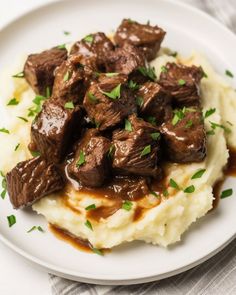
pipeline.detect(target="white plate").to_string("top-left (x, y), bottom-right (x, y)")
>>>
top-left (0, 0), bottom-right (236, 285)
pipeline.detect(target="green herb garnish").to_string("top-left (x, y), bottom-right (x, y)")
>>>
top-left (140, 145), bottom-right (151, 157)
top-left (101, 84), bottom-right (121, 100)
top-left (178, 79), bottom-right (186, 86)
top-left (184, 185), bottom-right (195, 193)
top-left (46, 87), bottom-right (51, 98)
top-left (172, 109), bottom-right (185, 126)
top-left (161, 66), bottom-right (167, 73)
top-left (57, 44), bottom-right (66, 49)
top-left (221, 188), bottom-right (233, 199)
top-left (150, 132), bottom-right (160, 140)
top-left (122, 200), bottom-right (133, 211)
top-left (209, 121), bottom-right (231, 134)
top-left (7, 215), bottom-right (16, 227)
top-left (185, 120), bottom-right (193, 128)
top-left (136, 96), bottom-right (143, 107)
top-left (63, 71), bottom-right (70, 82)
top-left (225, 70), bottom-right (234, 78)
top-left (169, 178), bottom-right (180, 190)
top-left (7, 98), bottom-right (19, 106)
top-left (85, 220), bottom-right (93, 230)
top-left (0, 128), bottom-right (10, 134)
top-left (138, 66), bottom-right (157, 81)
top-left (83, 34), bottom-right (93, 43)
top-left (146, 116), bottom-right (156, 125)
top-left (204, 108), bottom-right (216, 118)
top-left (63, 31), bottom-right (70, 35)
top-left (92, 247), bottom-right (104, 256)
top-left (0, 171), bottom-right (7, 200)
top-left (31, 151), bottom-right (41, 157)
top-left (85, 204), bottom-right (96, 211)
top-left (191, 169), bottom-right (206, 179)
top-left (17, 116), bottom-right (28, 123)
top-left (88, 92), bottom-right (99, 103)
top-left (27, 226), bottom-right (44, 233)
top-left (150, 191), bottom-right (160, 198)
top-left (163, 189), bottom-right (169, 197)
top-left (128, 80), bottom-right (139, 90)
top-left (12, 71), bottom-right (24, 78)
top-left (76, 151), bottom-right (86, 167)
top-left (105, 73), bottom-right (119, 77)
top-left (14, 143), bottom-right (20, 151)
top-left (125, 119), bottom-right (132, 132)
top-left (64, 101), bottom-right (74, 109)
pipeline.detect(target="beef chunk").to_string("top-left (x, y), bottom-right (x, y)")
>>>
top-left (52, 54), bottom-right (94, 104)
top-left (24, 47), bottom-right (67, 96)
top-left (105, 42), bottom-right (146, 78)
top-left (31, 100), bottom-right (82, 163)
top-left (68, 129), bottom-right (111, 187)
top-left (83, 74), bottom-right (137, 131)
top-left (114, 19), bottom-right (166, 61)
top-left (6, 157), bottom-right (64, 209)
top-left (137, 82), bottom-right (172, 125)
top-left (160, 107), bottom-right (206, 163)
top-left (70, 32), bottom-right (114, 71)
top-left (159, 62), bottom-right (204, 107)
top-left (112, 114), bottom-right (161, 178)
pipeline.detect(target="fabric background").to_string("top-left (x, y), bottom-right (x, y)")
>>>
top-left (50, 0), bottom-right (236, 294)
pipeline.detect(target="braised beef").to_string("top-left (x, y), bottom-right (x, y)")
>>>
top-left (105, 42), bottom-right (146, 79)
top-left (70, 32), bottom-right (114, 71)
top-left (31, 99), bottom-right (82, 163)
top-left (159, 62), bottom-right (204, 107)
top-left (137, 81), bottom-right (172, 125)
top-left (6, 157), bottom-right (64, 209)
top-left (68, 129), bottom-right (111, 187)
top-left (24, 47), bottom-right (67, 96)
top-left (114, 19), bottom-right (166, 61)
top-left (83, 74), bottom-right (137, 131)
top-left (160, 107), bottom-right (206, 163)
top-left (52, 55), bottom-right (94, 104)
top-left (112, 114), bottom-right (161, 178)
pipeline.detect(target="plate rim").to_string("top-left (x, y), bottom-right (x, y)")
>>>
top-left (0, 0), bottom-right (236, 284)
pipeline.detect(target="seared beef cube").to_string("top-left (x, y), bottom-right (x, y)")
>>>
top-left (31, 100), bottom-right (82, 163)
top-left (112, 114), bottom-right (161, 178)
top-left (105, 43), bottom-right (146, 78)
top-left (6, 157), bottom-right (64, 209)
top-left (138, 82), bottom-right (172, 125)
top-left (159, 62), bottom-right (204, 107)
top-left (68, 129), bottom-right (111, 187)
top-left (83, 74), bottom-right (137, 131)
top-left (52, 55), bottom-right (94, 104)
top-left (24, 47), bottom-right (67, 96)
top-left (114, 19), bottom-right (166, 61)
top-left (160, 107), bottom-right (206, 163)
top-left (70, 32), bottom-right (114, 71)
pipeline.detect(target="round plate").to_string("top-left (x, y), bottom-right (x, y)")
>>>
top-left (0, 0), bottom-right (236, 285)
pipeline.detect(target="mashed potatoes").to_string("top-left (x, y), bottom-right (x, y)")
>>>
top-left (1, 52), bottom-right (235, 249)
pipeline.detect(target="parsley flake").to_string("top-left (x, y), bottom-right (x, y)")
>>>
top-left (57, 44), bottom-right (66, 49)
top-left (225, 69), bottom-right (234, 78)
top-left (27, 226), bottom-right (44, 233)
top-left (76, 151), bottom-right (86, 167)
top-left (92, 247), bottom-right (104, 256)
top-left (31, 151), bottom-right (41, 157)
top-left (0, 128), bottom-right (10, 134)
top-left (14, 143), bottom-right (20, 151)
top-left (146, 116), bottom-right (156, 125)
top-left (12, 71), bottom-right (24, 78)
top-left (204, 108), bottom-right (216, 118)
top-left (7, 98), bottom-right (19, 106)
top-left (209, 121), bottom-right (231, 134)
top-left (85, 220), bottom-right (93, 230)
top-left (83, 34), bottom-right (93, 43)
top-left (128, 80), bottom-right (139, 90)
top-left (150, 132), bottom-right (160, 140)
top-left (150, 191), bottom-right (160, 198)
top-left (169, 178), bottom-right (180, 190)
top-left (178, 79), bottom-right (186, 86)
top-left (125, 119), bottom-right (132, 132)
top-left (161, 66), bottom-right (167, 73)
top-left (136, 96), bottom-right (144, 107)
top-left (122, 200), bottom-right (133, 211)
top-left (64, 101), bottom-right (74, 109)
top-left (191, 169), bottom-right (206, 179)
top-left (17, 116), bottom-right (28, 123)
top-left (101, 84), bottom-right (121, 100)
top-left (63, 31), bottom-right (70, 35)
top-left (0, 171), bottom-right (7, 200)
top-left (185, 120), bottom-right (193, 128)
top-left (63, 71), bottom-right (70, 82)
top-left (221, 188), bottom-right (233, 199)
top-left (85, 204), bottom-right (96, 211)
top-left (105, 73), bottom-right (119, 77)
top-left (7, 215), bottom-right (16, 227)
top-left (140, 145), bottom-right (151, 157)
top-left (88, 92), bottom-right (99, 103)
top-left (138, 66), bottom-right (157, 81)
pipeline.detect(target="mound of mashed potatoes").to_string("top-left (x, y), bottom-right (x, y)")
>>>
top-left (0, 51), bottom-right (235, 249)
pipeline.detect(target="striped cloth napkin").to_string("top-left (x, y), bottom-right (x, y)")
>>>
top-left (50, 1), bottom-right (236, 294)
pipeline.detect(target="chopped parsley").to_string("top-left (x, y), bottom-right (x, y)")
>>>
top-left (63, 31), bottom-right (70, 35)
top-left (221, 188), bottom-right (233, 199)
top-left (28, 95), bottom-right (47, 117)
top-left (7, 98), bottom-right (19, 106)
top-left (101, 84), bottom-right (121, 100)
top-left (140, 145), bottom-right (151, 157)
top-left (161, 66), bottom-right (167, 73)
top-left (170, 51), bottom-right (178, 57)
top-left (146, 116), bottom-right (156, 125)
top-left (150, 191), bottom-right (160, 198)
top-left (0, 171), bottom-right (7, 200)
top-left (12, 71), bottom-right (24, 78)
top-left (27, 226), bottom-right (44, 233)
top-left (225, 69), bottom-right (234, 78)
top-left (0, 128), bottom-right (10, 134)
top-left (14, 143), bottom-right (20, 151)
top-left (7, 215), bottom-right (16, 227)
top-left (31, 151), bottom-right (41, 157)
top-left (163, 189), bottom-right (169, 197)
top-left (206, 129), bottom-right (215, 136)
top-left (136, 96), bottom-right (144, 107)
top-left (76, 151), bottom-right (86, 167)
top-left (169, 178), bottom-right (180, 190)
top-left (46, 87), bottom-right (51, 98)
top-left (204, 108), bottom-right (216, 119)
top-left (128, 80), bottom-right (139, 90)
top-left (125, 119), bottom-right (132, 132)
top-left (85, 204), bottom-right (96, 211)
top-left (138, 66), bottom-right (157, 81)
top-left (83, 34), bottom-right (93, 43)
top-left (185, 120), bottom-right (193, 128)
top-left (226, 121), bottom-right (233, 126)
top-left (209, 121), bottom-right (231, 134)
top-left (150, 132), bottom-right (160, 140)
top-left (17, 116), bottom-right (28, 123)
top-left (191, 169), bottom-right (206, 179)
top-left (88, 92), bottom-right (99, 103)
top-left (92, 247), bottom-right (104, 256)
top-left (122, 200), bottom-right (133, 211)
top-left (64, 101), bottom-right (74, 109)
top-left (105, 73), bottom-right (119, 77)
top-left (85, 220), bottom-right (93, 230)
top-left (57, 44), bottom-right (66, 49)
top-left (172, 109), bottom-right (185, 126)
top-left (184, 185), bottom-right (195, 193)
top-left (63, 71), bottom-right (70, 82)
top-left (178, 79), bottom-right (186, 86)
